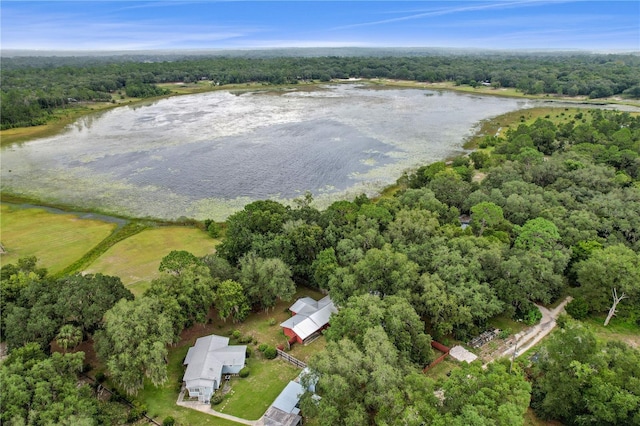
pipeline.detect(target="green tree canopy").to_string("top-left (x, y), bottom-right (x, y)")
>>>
top-left (0, 344), bottom-right (97, 425)
top-left (532, 321), bottom-right (640, 425)
top-left (325, 294), bottom-right (434, 366)
top-left (575, 244), bottom-right (640, 316)
top-left (238, 252), bottom-right (296, 311)
top-left (94, 297), bottom-right (175, 395)
top-left (146, 262), bottom-right (216, 330)
top-left (214, 279), bottom-right (250, 323)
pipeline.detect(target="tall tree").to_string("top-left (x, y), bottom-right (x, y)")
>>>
top-left (146, 263), bottom-right (216, 329)
top-left (94, 297), bottom-right (175, 395)
top-left (0, 343), bottom-right (97, 425)
top-left (440, 361), bottom-right (531, 426)
top-left (214, 279), bottom-right (250, 323)
top-left (238, 252), bottom-right (295, 311)
top-left (56, 273), bottom-right (134, 335)
top-left (470, 201), bottom-right (505, 237)
top-left (575, 244), bottom-right (640, 324)
top-left (55, 324), bottom-right (83, 352)
top-left (301, 327), bottom-right (438, 425)
top-left (158, 250), bottom-right (202, 276)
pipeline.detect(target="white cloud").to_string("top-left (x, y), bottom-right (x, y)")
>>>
top-left (330, 0), bottom-right (577, 30)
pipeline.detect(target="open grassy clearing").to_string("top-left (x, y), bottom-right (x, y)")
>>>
top-left (0, 204), bottom-right (116, 274)
top-left (583, 315), bottom-right (640, 349)
top-left (217, 357), bottom-right (300, 420)
top-left (423, 357), bottom-right (460, 383)
top-left (84, 226), bottom-right (218, 296)
top-left (179, 286), bottom-right (326, 362)
top-left (464, 107), bottom-right (601, 149)
top-left (487, 313), bottom-right (530, 336)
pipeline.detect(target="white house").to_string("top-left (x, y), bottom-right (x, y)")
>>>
top-left (182, 334), bottom-right (246, 403)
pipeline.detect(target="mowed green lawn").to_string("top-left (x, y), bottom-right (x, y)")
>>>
top-left (217, 357), bottom-right (301, 420)
top-left (85, 226), bottom-right (218, 295)
top-left (0, 204), bottom-right (116, 274)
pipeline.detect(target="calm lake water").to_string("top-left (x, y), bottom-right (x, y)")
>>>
top-left (0, 85), bottom-right (543, 220)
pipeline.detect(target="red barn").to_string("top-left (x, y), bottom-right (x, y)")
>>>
top-left (280, 296), bottom-right (337, 345)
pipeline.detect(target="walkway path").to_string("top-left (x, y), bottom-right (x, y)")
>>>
top-left (176, 388), bottom-right (257, 426)
top-left (501, 296), bottom-right (572, 359)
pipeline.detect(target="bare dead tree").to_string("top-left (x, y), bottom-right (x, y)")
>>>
top-left (604, 288), bottom-right (627, 326)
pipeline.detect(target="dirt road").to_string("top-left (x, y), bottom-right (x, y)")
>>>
top-left (501, 296), bottom-right (572, 359)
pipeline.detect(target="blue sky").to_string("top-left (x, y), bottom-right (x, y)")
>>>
top-left (1, 1), bottom-right (638, 51)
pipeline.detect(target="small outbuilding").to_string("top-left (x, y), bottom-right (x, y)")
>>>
top-left (280, 296), bottom-right (337, 345)
top-left (262, 380), bottom-right (305, 426)
top-left (449, 345), bottom-right (478, 363)
top-left (182, 334), bottom-right (246, 403)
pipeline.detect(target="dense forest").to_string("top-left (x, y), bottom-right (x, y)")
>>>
top-left (2, 107), bottom-right (639, 425)
top-left (2, 52), bottom-right (640, 129)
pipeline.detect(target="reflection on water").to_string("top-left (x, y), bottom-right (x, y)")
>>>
top-left (1, 85), bottom-right (536, 220)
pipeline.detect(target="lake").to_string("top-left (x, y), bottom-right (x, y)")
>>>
top-left (0, 84), bottom-right (543, 220)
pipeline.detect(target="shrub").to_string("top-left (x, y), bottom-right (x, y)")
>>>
top-left (498, 328), bottom-right (511, 339)
top-left (207, 222), bottom-right (221, 238)
top-left (556, 313), bottom-right (569, 329)
top-left (246, 347), bottom-right (252, 358)
top-left (268, 318), bottom-right (277, 326)
top-left (258, 343), bottom-right (268, 352)
top-left (239, 334), bottom-right (253, 344)
top-left (232, 330), bottom-right (242, 339)
top-left (239, 367), bottom-right (250, 378)
top-left (566, 297), bottom-right (589, 320)
top-left (211, 393), bottom-right (224, 406)
top-left (127, 403), bottom-right (147, 423)
top-left (162, 416), bottom-right (175, 426)
top-left (264, 346), bottom-right (277, 360)
top-left (515, 301), bottom-right (542, 325)
top-left (524, 308), bottom-right (542, 325)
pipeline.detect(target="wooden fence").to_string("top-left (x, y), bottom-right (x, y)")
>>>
top-left (81, 373), bottom-right (161, 425)
top-left (277, 349), bottom-right (307, 369)
top-left (422, 341), bottom-right (451, 374)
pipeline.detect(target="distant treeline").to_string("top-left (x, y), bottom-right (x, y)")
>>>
top-left (2, 53), bottom-right (640, 129)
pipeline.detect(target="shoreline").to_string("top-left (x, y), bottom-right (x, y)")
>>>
top-left (2, 78), bottom-right (638, 147)
top-left (2, 82), bottom-right (638, 222)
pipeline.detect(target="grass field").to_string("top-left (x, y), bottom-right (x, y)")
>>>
top-left (84, 226), bottom-right (218, 296)
top-left (217, 357), bottom-right (301, 420)
top-left (0, 204), bottom-right (117, 274)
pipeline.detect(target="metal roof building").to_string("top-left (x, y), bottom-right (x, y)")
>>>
top-left (182, 334), bottom-right (246, 403)
top-left (281, 295), bottom-right (337, 344)
top-left (261, 381), bottom-right (304, 426)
